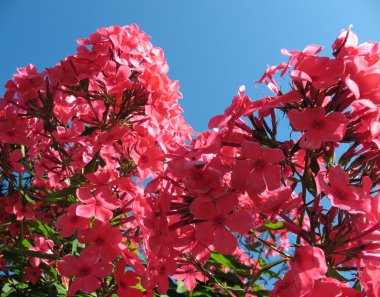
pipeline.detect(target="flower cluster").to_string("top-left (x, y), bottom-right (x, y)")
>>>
top-left (1, 26), bottom-right (380, 297)
top-left (0, 24), bottom-right (191, 296)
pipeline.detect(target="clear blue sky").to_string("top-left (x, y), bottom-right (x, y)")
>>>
top-left (1, 0), bottom-right (379, 132)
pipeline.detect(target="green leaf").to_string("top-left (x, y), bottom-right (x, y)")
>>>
top-left (217, 271), bottom-right (243, 285)
top-left (189, 287), bottom-right (214, 297)
top-left (80, 126), bottom-right (98, 137)
top-left (258, 258), bottom-right (267, 268)
top-left (310, 157), bottom-right (320, 175)
top-left (304, 171), bottom-right (317, 197)
top-left (353, 280), bottom-right (361, 291)
top-left (327, 267), bottom-right (348, 282)
top-left (21, 239), bottom-right (32, 248)
top-left (3, 248), bottom-right (59, 260)
top-left (253, 289), bottom-right (270, 296)
top-left (1, 283), bottom-right (14, 296)
top-left (19, 189), bottom-right (37, 204)
top-left (53, 283), bottom-right (68, 296)
top-left (71, 239), bottom-right (85, 255)
top-left (210, 252), bottom-right (235, 270)
top-left (72, 238), bottom-right (79, 255)
top-left (21, 145), bottom-right (26, 158)
top-left (43, 187), bottom-right (77, 204)
top-left (83, 152), bottom-right (105, 174)
top-left (28, 220), bottom-right (56, 238)
top-left (258, 221), bottom-right (284, 231)
top-left (176, 280), bottom-right (188, 294)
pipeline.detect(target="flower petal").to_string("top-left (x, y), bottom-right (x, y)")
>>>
top-left (94, 262), bottom-right (113, 278)
top-left (214, 226), bottom-right (237, 254)
top-left (76, 204), bottom-right (95, 218)
top-left (225, 210), bottom-right (252, 233)
top-left (245, 170), bottom-right (266, 195)
top-left (215, 192), bottom-right (237, 215)
top-left (79, 249), bottom-right (99, 267)
top-left (195, 221), bottom-right (215, 245)
top-left (80, 275), bottom-right (101, 294)
top-left (94, 206), bottom-right (113, 222)
top-left (57, 255), bottom-right (80, 276)
top-left (190, 195), bottom-right (216, 220)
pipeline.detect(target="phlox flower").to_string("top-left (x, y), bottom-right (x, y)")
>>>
top-left (287, 106), bottom-right (348, 149)
top-left (28, 236), bottom-right (54, 267)
top-left (232, 140), bottom-right (285, 195)
top-left (191, 192), bottom-right (252, 254)
top-left (77, 220), bottom-right (123, 261)
top-left (318, 166), bottom-right (370, 214)
top-left (57, 249), bottom-right (112, 296)
top-left (76, 186), bottom-right (121, 222)
top-left (114, 260), bottom-right (143, 297)
top-left (55, 203), bottom-right (90, 237)
top-left (172, 264), bottom-right (208, 292)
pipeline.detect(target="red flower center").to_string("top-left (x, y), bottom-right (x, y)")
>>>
top-left (79, 267), bottom-right (91, 276)
top-left (7, 131), bottom-right (15, 137)
top-left (254, 159), bottom-right (265, 169)
top-left (215, 216), bottom-right (225, 225)
top-left (95, 236), bottom-right (105, 245)
top-left (312, 119), bottom-right (324, 129)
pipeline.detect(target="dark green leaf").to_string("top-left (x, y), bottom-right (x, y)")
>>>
top-left (210, 252), bottom-right (235, 270)
top-left (327, 267), bottom-right (348, 282)
top-left (43, 187), bottom-right (77, 204)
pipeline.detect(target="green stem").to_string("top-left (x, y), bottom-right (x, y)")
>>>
top-left (2, 248), bottom-right (59, 260)
top-left (297, 150), bottom-right (309, 245)
top-left (250, 258), bottom-right (288, 285)
top-left (183, 254), bottom-right (234, 297)
top-left (249, 231), bottom-right (291, 258)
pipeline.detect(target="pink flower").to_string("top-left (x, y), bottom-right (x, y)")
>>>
top-left (271, 246), bottom-right (328, 297)
top-left (191, 192), bottom-right (252, 254)
top-left (97, 61), bottom-right (132, 97)
top-left (168, 158), bottom-right (221, 194)
top-left (253, 187), bottom-right (293, 215)
top-left (23, 267), bottom-right (43, 285)
top-left (208, 86), bottom-right (251, 130)
top-left (130, 138), bottom-right (164, 179)
top-left (292, 246), bottom-right (327, 278)
top-left (114, 260), bottom-right (143, 297)
top-left (29, 237), bottom-right (54, 267)
top-left (142, 259), bottom-right (177, 295)
top-left (5, 195), bottom-right (35, 221)
top-left (77, 220), bottom-right (123, 261)
top-left (256, 63), bottom-right (288, 94)
top-left (172, 264), bottom-right (208, 292)
top-left (55, 203), bottom-right (90, 237)
top-left (318, 166), bottom-right (370, 214)
top-left (8, 149), bottom-right (24, 172)
top-left (232, 140), bottom-right (285, 194)
top-left (308, 277), bottom-right (361, 297)
top-left (287, 107), bottom-right (348, 149)
top-left (76, 186), bottom-right (121, 222)
top-left (248, 89), bottom-right (303, 117)
top-left (360, 263), bottom-right (380, 297)
top-left (57, 249), bottom-right (112, 296)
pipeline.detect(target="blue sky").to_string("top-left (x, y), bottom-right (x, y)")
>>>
top-left (1, 0), bottom-right (379, 132)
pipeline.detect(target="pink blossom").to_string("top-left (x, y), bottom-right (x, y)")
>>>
top-left (191, 192), bottom-right (252, 254)
top-left (287, 107), bottom-right (348, 149)
top-left (232, 140), bottom-right (285, 194)
top-left (57, 249), bottom-right (112, 296)
top-left (75, 186), bottom-right (121, 222)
